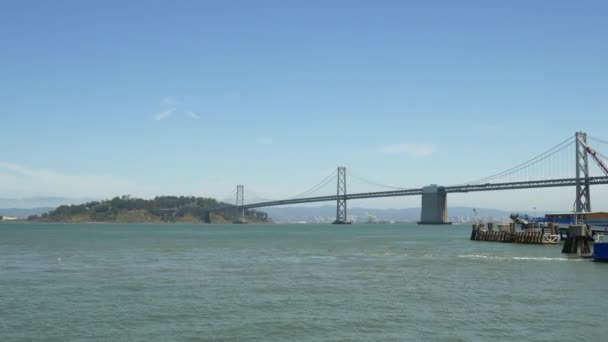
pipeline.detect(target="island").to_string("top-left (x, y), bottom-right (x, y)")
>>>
top-left (27, 195), bottom-right (270, 224)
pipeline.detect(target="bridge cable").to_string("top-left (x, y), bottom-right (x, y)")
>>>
top-left (461, 136), bottom-right (574, 185)
top-left (235, 171), bottom-right (338, 205)
top-left (497, 140), bottom-right (573, 182)
top-left (589, 136), bottom-right (608, 146)
top-left (218, 188), bottom-right (239, 205)
top-left (478, 140), bottom-right (573, 183)
top-left (245, 189), bottom-right (277, 203)
top-left (289, 176), bottom-right (337, 199)
top-left (289, 172), bottom-right (337, 199)
top-left (348, 171), bottom-right (410, 190)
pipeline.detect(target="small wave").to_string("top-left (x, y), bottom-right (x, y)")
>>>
top-left (307, 255), bottom-right (336, 260)
top-left (350, 252), bottom-right (408, 258)
top-left (253, 255), bottom-right (337, 264)
top-left (458, 254), bottom-right (584, 262)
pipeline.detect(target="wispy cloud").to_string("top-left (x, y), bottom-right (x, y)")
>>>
top-left (152, 97), bottom-right (202, 121)
top-left (381, 143), bottom-right (434, 157)
top-left (160, 96), bottom-right (179, 106)
top-left (256, 137), bottom-right (275, 145)
top-left (153, 108), bottom-right (176, 121)
top-left (185, 111), bottom-right (201, 120)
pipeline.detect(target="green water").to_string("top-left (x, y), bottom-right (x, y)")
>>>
top-left (1, 223), bottom-right (607, 341)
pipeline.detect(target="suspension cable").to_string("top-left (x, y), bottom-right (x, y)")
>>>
top-left (220, 188), bottom-right (239, 204)
top-left (246, 189), bottom-right (276, 203)
top-left (481, 141), bottom-right (573, 183)
top-left (463, 136), bottom-right (574, 184)
top-left (291, 176), bottom-right (336, 199)
top-left (288, 170), bottom-right (338, 199)
top-left (348, 171), bottom-right (409, 190)
top-left (589, 135), bottom-right (608, 146)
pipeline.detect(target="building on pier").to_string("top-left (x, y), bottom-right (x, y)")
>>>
top-left (545, 212), bottom-right (608, 227)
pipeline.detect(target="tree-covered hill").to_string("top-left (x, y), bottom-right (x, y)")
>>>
top-left (27, 195), bottom-right (270, 223)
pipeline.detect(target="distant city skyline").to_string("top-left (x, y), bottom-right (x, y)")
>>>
top-left (1, 1), bottom-right (608, 211)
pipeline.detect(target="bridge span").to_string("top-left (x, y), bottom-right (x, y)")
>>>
top-left (212, 176), bottom-right (608, 223)
top-left (211, 132), bottom-right (608, 224)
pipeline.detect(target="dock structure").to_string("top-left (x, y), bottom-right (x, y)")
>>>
top-left (561, 224), bottom-right (593, 255)
top-left (470, 222), bottom-right (559, 244)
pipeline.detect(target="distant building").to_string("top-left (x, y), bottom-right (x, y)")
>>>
top-left (1, 216), bottom-right (18, 221)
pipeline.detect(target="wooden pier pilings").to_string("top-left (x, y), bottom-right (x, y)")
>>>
top-left (470, 223), bottom-right (559, 244)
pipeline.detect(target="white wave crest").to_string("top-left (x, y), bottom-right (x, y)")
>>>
top-left (458, 254), bottom-right (585, 262)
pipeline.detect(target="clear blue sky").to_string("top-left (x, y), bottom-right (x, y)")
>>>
top-left (1, 0), bottom-right (607, 210)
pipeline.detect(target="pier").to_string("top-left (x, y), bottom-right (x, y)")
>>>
top-left (470, 222), bottom-right (560, 244)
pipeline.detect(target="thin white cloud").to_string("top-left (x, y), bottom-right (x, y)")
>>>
top-left (0, 161), bottom-right (136, 198)
top-left (160, 96), bottom-right (179, 106)
top-left (185, 111), bottom-right (201, 119)
top-left (153, 97), bottom-right (202, 122)
top-left (381, 143), bottom-right (434, 157)
top-left (256, 137), bottom-right (275, 145)
top-left (153, 108), bottom-right (175, 121)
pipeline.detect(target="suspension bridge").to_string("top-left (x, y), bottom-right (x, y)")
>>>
top-left (211, 132), bottom-right (608, 224)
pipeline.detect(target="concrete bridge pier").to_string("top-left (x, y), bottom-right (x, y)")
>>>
top-left (418, 185), bottom-right (451, 225)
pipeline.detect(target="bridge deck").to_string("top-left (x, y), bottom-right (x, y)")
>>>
top-left (209, 176), bottom-right (608, 211)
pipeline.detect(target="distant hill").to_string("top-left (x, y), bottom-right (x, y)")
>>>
top-left (0, 197), bottom-right (97, 209)
top-left (27, 195), bottom-right (269, 224)
top-left (0, 207), bottom-right (54, 219)
top-left (263, 205), bottom-right (532, 223)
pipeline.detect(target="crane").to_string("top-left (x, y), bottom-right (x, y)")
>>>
top-left (580, 140), bottom-right (608, 176)
top-left (473, 208), bottom-right (480, 224)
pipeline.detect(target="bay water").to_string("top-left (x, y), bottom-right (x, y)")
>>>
top-left (1, 223), bottom-right (607, 341)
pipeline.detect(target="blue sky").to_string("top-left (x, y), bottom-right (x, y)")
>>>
top-left (1, 0), bottom-right (607, 210)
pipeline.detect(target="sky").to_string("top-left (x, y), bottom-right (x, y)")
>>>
top-left (1, 0), bottom-right (608, 211)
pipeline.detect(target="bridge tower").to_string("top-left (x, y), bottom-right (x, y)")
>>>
top-left (333, 166), bottom-right (351, 224)
top-left (233, 185), bottom-right (247, 224)
top-left (575, 131), bottom-right (591, 213)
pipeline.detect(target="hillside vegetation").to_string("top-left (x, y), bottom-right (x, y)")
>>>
top-left (28, 195), bottom-right (269, 223)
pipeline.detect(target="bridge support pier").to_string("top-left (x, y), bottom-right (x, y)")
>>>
top-left (418, 185), bottom-right (451, 225)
